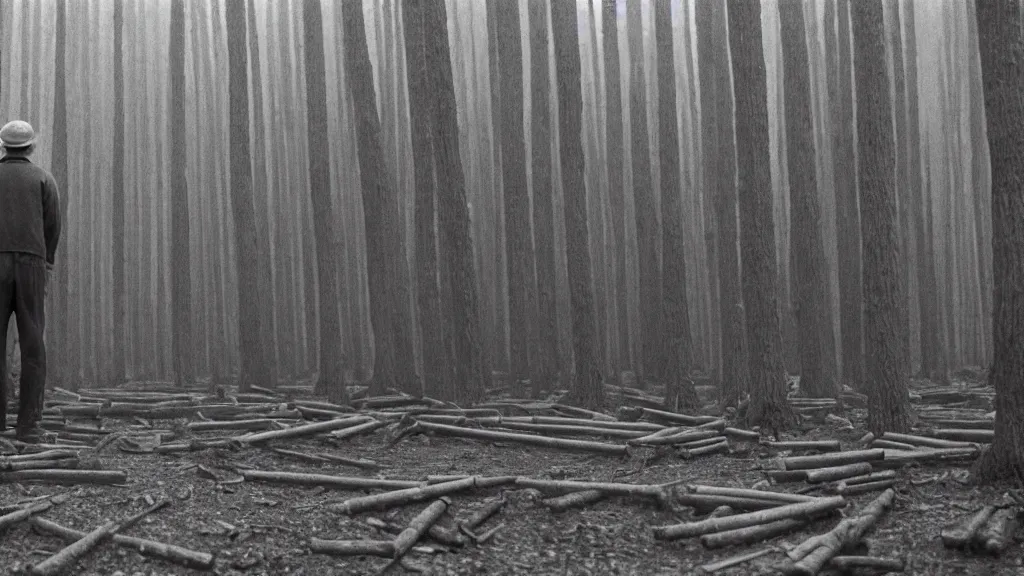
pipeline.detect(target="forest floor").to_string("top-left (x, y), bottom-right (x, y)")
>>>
top-left (0, 377), bottom-right (1018, 576)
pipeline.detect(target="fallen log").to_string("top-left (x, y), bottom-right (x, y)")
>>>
top-left (700, 518), bottom-right (807, 549)
top-left (479, 421), bottom-right (650, 440)
top-left (924, 419), bottom-right (993, 430)
top-left (880, 432), bottom-right (974, 449)
top-left (804, 463), bottom-right (874, 484)
top-left (542, 490), bottom-right (606, 512)
top-left (186, 419), bottom-right (282, 432)
top-left (328, 419), bottom-right (387, 441)
top-left (675, 494), bottom-right (782, 512)
top-left (414, 421), bottom-right (628, 456)
top-left (762, 440), bottom-right (841, 453)
top-left (870, 439), bottom-right (918, 451)
top-left (6, 458), bottom-right (80, 472)
top-left (309, 538), bottom-right (395, 557)
top-left (516, 478), bottom-right (667, 499)
top-left (633, 407), bottom-right (720, 426)
top-left (629, 428), bottom-right (720, 447)
top-left (835, 479), bottom-right (896, 496)
top-left (941, 505), bottom-right (995, 549)
top-left (877, 447), bottom-right (980, 467)
top-left (652, 496), bottom-right (847, 540)
top-left (242, 470), bottom-right (420, 491)
top-left (764, 470), bottom-right (808, 484)
top-left (680, 440), bottom-right (730, 459)
top-left (235, 416), bottom-right (374, 444)
top-left (680, 436), bottom-right (729, 450)
top-left (975, 507), bottom-right (1018, 556)
top-left (929, 429), bottom-right (994, 443)
top-left (686, 484), bottom-right (819, 504)
top-left (28, 499), bottom-right (169, 576)
top-left (779, 489), bottom-right (895, 576)
top-left (724, 427), bottom-right (761, 441)
top-left (521, 416), bottom-right (664, 431)
top-left (699, 548), bottom-right (776, 574)
top-left (550, 404), bottom-right (616, 421)
top-left (331, 476), bottom-right (513, 515)
top-left (152, 438), bottom-right (240, 454)
top-left (29, 516), bottom-right (214, 570)
top-left (0, 469), bottom-right (126, 485)
top-left (0, 494), bottom-right (68, 531)
top-left (267, 448), bottom-right (379, 470)
top-left (461, 498), bottom-right (506, 531)
top-left (392, 498), bottom-right (450, 558)
top-left (829, 556), bottom-right (904, 572)
top-left (783, 449), bottom-right (884, 471)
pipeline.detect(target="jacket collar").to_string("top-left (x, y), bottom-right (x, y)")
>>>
top-left (0, 156), bottom-right (31, 163)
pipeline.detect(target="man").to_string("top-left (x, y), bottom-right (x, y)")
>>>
top-left (0, 120), bottom-right (61, 443)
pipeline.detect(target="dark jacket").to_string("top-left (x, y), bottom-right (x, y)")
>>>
top-left (0, 157), bottom-right (61, 265)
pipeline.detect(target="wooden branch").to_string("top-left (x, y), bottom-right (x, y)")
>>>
top-left (242, 470), bottom-right (420, 490)
top-left (652, 496), bottom-right (846, 540)
top-left (235, 416), bottom-right (374, 444)
top-left (782, 449), bottom-right (884, 471)
top-left (328, 420), bottom-right (388, 440)
top-left (929, 429), bottom-right (993, 443)
top-left (686, 485), bottom-right (820, 504)
top-left (309, 538), bottom-right (395, 557)
top-left (700, 518), bottom-right (806, 549)
top-left (186, 419), bottom-right (282, 432)
top-left (29, 516), bottom-right (213, 570)
top-left (880, 432), bottom-right (974, 449)
top-left (267, 448), bottom-right (379, 470)
top-left (6, 458), bottom-right (80, 472)
top-left (803, 463), bottom-right (874, 484)
top-left (460, 498), bottom-right (506, 531)
top-left (332, 476), bottom-right (513, 515)
top-left (679, 436), bottom-right (729, 449)
top-left (0, 494), bottom-right (68, 531)
top-left (762, 440), bottom-right (841, 453)
top-left (515, 478), bottom-right (667, 498)
top-left (877, 447), bottom-right (980, 467)
top-left (870, 439), bottom-right (918, 450)
top-left (679, 440), bottom-right (730, 459)
top-left (414, 421), bottom-right (628, 455)
top-left (629, 428), bottom-right (720, 447)
top-left (699, 548), bottom-right (776, 573)
top-left (941, 505), bottom-right (995, 549)
top-left (634, 407), bottom-right (720, 426)
top-left (0, 469), bottom-right (126, 485)
top-left (483, 421), bottom-right (650, 440)
top-left (835, 479), bottom-right (895, 496)
top-left (542, 490), bottom-right (606, 512)
top-left (675, 494), bottom-right (782, 512)
top-left (724, 427), bottom-right (761, 441)
top-left (392, 498), bottom-right (450, 557)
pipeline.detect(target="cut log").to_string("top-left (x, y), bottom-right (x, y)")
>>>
top-left (700, 518), bottom-right (807, 549)
top-left (941, 505), bottom-right (996, 549)
top-left (327, 419), bottom-right (387, 440)
top-left (829, 555), bottom-right (904, 571)
top-left (783, 450), bottom-right (885, 471)
top-left (764, 470), bottom-right (808, 484)
top-left (7, 458), bottom-right (80, 472)
top-left (870, 439), bottom-right (918, 451)
top-left (267, 448), bottom-right (379, 470)
top-left (241, 470), bottom-right (420, 491)
top-left (835, 479), bottom-right (896, 496)
top-left (699, 548), bottom-right (776, 573)
top-left (880, 432), bottom-right (974, 449)
top-left (924, 419), bottom-right (993, 430)
top-left (392, 498), bottom-right (451, 557)
top-left (675, 494), bottom-right (783, 512)
top-left (804, 463), bottom-right (875, 484)
top-left (331, 476), bottom-right (513, 515)
top-left (4, 450), bottom-right (80, 463)
top-left (309, 538), bottom-right (395, 557)
top-left (629, 428), bottom-right (720, 447)
top-left (724, 427), bottom-right (762, 441)
top-left (877, 447), bottom-right (980, 467)
top-left (686, 485), bottom-right (820, 504)
top-left (523, 416), bottom-right (664, 431)
top-left (480, 421), bottom-right (650, 440)
top-left (762, 440), bottom-right (841, 453)
top-left (186, 419), bottom-right (281, 432)
top-left (28, 499), bottom-right (169, 576)
top-left (461, 498), bottom-right (506, 531)
top-left (634, 407), bottom-right (720, 426)
top-left (974, 507), bottom-right (1018, 556)
top-left (837, 470), bottom-right (897, 486)
top-left (929, 429), bottom-right (994, 443)
top-left (780, 489), bottom-right (895, 575)
top-left (29, 516), bottom-right (214, 570)
top-left (680, 440), bottom-right (730, 459)
top-left (652, 496), bottom-right (847, 540)
top-left (0, 494), bottom-right (68, 531)
top-left (543, 490), bottom-right (607, 512)
top-left (680, 436), bottom-right (729, 450)
top-left (414, 421), bottom-right (628, 455)
top-left (234, 416), bottom-right (373, 444)
top-left (0, 469), bottom-right (126, 485)
top-left (515, 478), bottom-right (668, 499)
top-left (550, 404), bottom-right (616, 421)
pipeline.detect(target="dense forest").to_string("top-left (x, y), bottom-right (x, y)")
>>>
top-left (0, 0), bottom-right (1014, 465)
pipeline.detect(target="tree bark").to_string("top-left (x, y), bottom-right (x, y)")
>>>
top-left (551, 0), bottom-right (604, 410)
top-left (50, 0), bottom-right (69, 389)
top-left (696, 0), bottom-right (746, 407)
top-left (426, 0), bottom-right (485, 404)
top-left (110, 0), bottom-right (125, 385)
top-left (656, 0), bottom-right (698, 410)
top-left (974, 0), bottom-right (1024, 483)
top-left (729, 0), bottom-right (794, 431)
top-left (169, 0), bottom-right (193, 388)
top-left (851, 0), bottom-right (912, 435)
top-left (780, 0), bottom-right (838, 399)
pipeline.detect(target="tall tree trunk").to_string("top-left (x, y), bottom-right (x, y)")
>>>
top-left (729, 0), bottom-right (795, 431)
top-left (697, 0), bottom-right (746, 407)
top-left (405, 0), bottom-right (446, 399)
top-left (551, 0), bottom-right (603, 410)
top-left (656, 0), bottom-right (698, 410)
top-left (627, 0), bottom-right (662, 387)
top-left (304, 0), bottom-right (346, 400)
top-left (225, 0), bottom-right (268, 392)
top-left (829, 0), bottom-right (865, 391)
top-left (974, 0), bottom-right (1024, 483)
top-left (343, 0), bottom-right (417, 396)
top-left (781, 0), bottom-right (838, 399)
top-left (851, 0), bottom-right (912, 435)
top-left (886, 0), bottom-right (911, 377)
top-left (603, 0), bottom-right (629, 377)
top-left (51, 0), bottom-right (70, 389)
top-left (426, 0), bottom-right (484, 403)
top-left (486, 1), bottom-right (507, 377)
top-left (528, 0), bottom-right (559, 397)
top-left (111, 0), bottom-right (125, 385)
top-left (495, 0), bottom-right (535, 395)
top-left (169, 0), bottom-right (193, 388)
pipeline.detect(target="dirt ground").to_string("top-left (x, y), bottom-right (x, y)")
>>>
top-left (0, 385), bottom-right (1019, 576)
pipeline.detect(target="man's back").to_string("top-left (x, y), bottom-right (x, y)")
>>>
top-left (0, 157), bottom-right (61, 265)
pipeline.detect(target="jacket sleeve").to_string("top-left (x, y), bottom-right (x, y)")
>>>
top-left (42, 174), bottom-right (62, 266)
